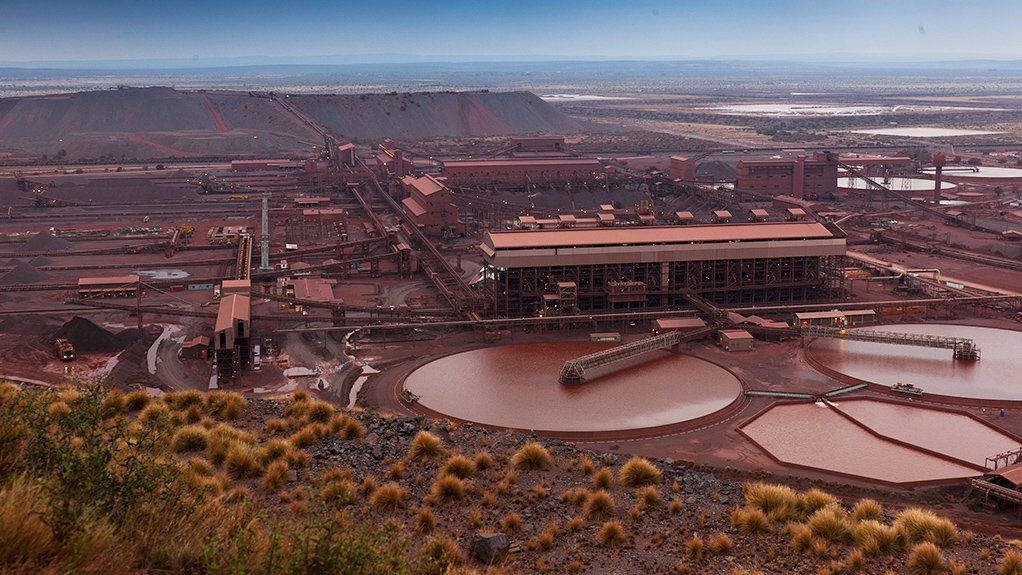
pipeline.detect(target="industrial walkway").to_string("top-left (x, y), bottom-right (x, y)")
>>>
top-left (558, 326), bottom-right (717, 384)
top-left (801, 325), bottom-right (980, 360)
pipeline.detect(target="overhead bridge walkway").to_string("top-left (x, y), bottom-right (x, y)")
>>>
top-left (558, 326), bottom-right (717, 384)
top-left (800, 325), bottom-right (980, 360)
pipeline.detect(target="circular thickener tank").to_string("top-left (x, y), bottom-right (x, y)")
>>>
top-left (921, 166), bottom-right (1022, 184)
top-left (404, 342), bottom-right (744, 433)
top-left (837, 176), bottom-right (957, 193)
top-left (807, 324), bottom-right (1022, 402)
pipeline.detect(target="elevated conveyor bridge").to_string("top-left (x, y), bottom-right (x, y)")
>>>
top-left (558, 326), bottom-right (717, 384)
top-left (801, 325), bottom-right (980, 360)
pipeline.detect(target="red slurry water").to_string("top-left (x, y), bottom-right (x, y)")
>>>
top-left (741, 402), bottom-right (981, 484)
top-left (404, 342), bottom-right (743, 433)
top-left (809, 325), bottom-right (1022, 401)
top-left (835, 400), bottom-right (1020, 467)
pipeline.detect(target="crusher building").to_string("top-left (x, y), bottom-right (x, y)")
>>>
top-left (735, 152), bottom-right (839, 199)
top-left (479, 221), bottom-right (846, 317)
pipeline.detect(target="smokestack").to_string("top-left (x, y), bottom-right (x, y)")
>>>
top-left (932, 152), bottom-right (947, 203)
top-left (793, 155), bottom-right (806, 199)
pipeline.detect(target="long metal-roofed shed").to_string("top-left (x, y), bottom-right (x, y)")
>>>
top-left (77, 275), bottom-right (140, 298)
top-left (480, 222), bottom-right (846, 317)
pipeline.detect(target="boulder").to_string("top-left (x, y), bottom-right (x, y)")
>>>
top-left (471, 532), bottom-right (510, 564)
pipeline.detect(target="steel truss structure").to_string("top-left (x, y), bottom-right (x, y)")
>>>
top-left (485, 255), bottom-right (844, 318)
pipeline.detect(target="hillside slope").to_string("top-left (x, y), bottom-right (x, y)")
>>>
top-left (0, 88), bottom-right (583, 160)
top-left (288, 91), bottom-right (583, 141)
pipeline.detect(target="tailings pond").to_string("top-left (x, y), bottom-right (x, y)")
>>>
top-left (403, 342), bottom-right (743, 433)
top-left (808, 324), bottom-right (1022, 401)
top-left (740, 399), bottom-right (1014, 484)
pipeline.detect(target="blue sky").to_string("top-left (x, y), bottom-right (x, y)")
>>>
top-left (1, 0), bottom-right (1020, 64)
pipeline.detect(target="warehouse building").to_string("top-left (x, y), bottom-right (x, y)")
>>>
top-left (440, 158), bottom-right (602, 187)
top-left (736, 152), bottom-right (839, 199)
top-left (479, 222), bottom-right (846, 317)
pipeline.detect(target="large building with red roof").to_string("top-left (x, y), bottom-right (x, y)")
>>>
top-left (479, 222), bottom-right (846, 317)
top-left (440, 157), bottom-right (602, 187)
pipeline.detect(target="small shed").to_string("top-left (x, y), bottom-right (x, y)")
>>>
top-left (719, 329), bottom-right (754, 352)
top-left (652, 317), bottom-right (706, 335)
top-left (675, 211), bottom-right (695, 224)
top-left (785, 208), bottom-right (808, 221)
top-left (180, 336), bottom-right (211, 360)
top-left (748, 208), bottom-right (770, 222)
top-left (712, 210), bottom-right (733, 223)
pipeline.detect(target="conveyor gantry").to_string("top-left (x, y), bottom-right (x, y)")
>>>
top-left (801, 325), bottom-right (980, 360)
top-left (558, 326), bottom-right (717, 384)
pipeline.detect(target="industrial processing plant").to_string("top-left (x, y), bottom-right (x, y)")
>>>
top-left (4, 10), bottom-right (1022, 570)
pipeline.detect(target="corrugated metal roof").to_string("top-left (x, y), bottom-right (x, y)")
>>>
top-left (215, 294), bottom-right (250, 333)
top-left (989, 462), bottom-right (1022, 487)
top-left (401, 174), bottom-right (448, 197)
top-left (78, 275), bottom-right (139, 286)
top-left (401, 197), bottom-right (427, 217)
top-left (443, 158), bottom-right (601, 169)
top-left (485, 222), bottom-right (834, 250)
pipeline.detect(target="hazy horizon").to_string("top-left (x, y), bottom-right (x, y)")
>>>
top-left (2, 0), bottom-right (1021, 66)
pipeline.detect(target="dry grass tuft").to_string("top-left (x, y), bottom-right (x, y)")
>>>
top-left (473, 451), bottom-right (494, 471)
top-left (261, 460), bottom-right (289, 493)
top-left (205, 390), bottom-right (246, 420)
top-left (409, 430), bottom-right (444, 461)
top-left (531, 524), bottom-right (557, 552)
top-left (620, 456), bottom-right (662, 487)
top-left (592, 467), bottom-right (614, 489)
top-left (501, 511), bottom-right (523, 533)
top-left (171, 425), bottom-right (209, 453)
top-left (789, 522), bottom-right (815, 552)
top-left (1001, 550), bottom-right (1022, 575)
top-left (636, 485), bottom-right (662, 508)
top-left (583, 489), bottom-right (616, 519)
top-left (732, 506), bottom-right (772, 534)
top-left (565, 516), bottom-right (584, 533)
top-left (321, 479), bottom-right (357, 507)
top-left (707, 533), bottom-right (733, 555)
top-left (417, 536), bottom-right (466, 575)
top-left (851, 498), bottom-right (884, 523)
top-left (907, 542), bottom-right (945, 575)
top-left (138, 401), bottom-right (170, 425)
top-left (852, 519), bottom-right (903, 556)
top-left (442, 454), bottom-right (476, 479)
top-left (264, 417), bottom-right (288, 435)
top-left (0, 476), bottom-right (54, 564)
top-left (845, 548), bottom-right (866, 572)
top-left (415, 507), bottom-right (436, 534)
top-left (743, 482), bottom-right (801, 522)
top-left (511, 442), bottom-right (552, 471)
top-left (386, 460), bottom-right (405, 481)
top-left (894, 508), bottom-right (958, 548)
top-left (799, 488), bottom-right (837, 515)
top-left (370, 483), bottom-right (407, 514)
top-left (807, 506), bottom-right (852, 543)
top-left (224, 442), bottom-right (264, 479)
top-left (429, 475), bottom-right (465, 505)
top-left (124, 390), bottom-right (151, 411)
top-left (597, 520), bottom-right (626, 546)
top-left (686, 535), bottom-right (704, 562)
